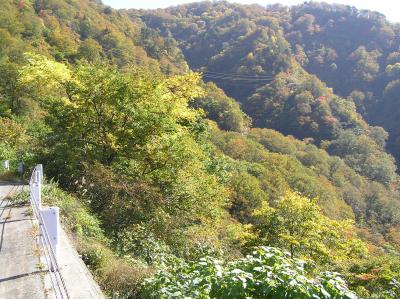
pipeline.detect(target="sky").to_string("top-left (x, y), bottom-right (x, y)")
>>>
top-left (102, 0), bottom-right (400, 23)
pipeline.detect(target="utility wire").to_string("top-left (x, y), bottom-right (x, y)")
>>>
top-left (202, 74), bottom-right (274, 82)
top-left (200, 70), bottom-right (275, 79)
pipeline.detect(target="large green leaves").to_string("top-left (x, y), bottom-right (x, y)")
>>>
top-left (141, 246), bottom-right (358, 299)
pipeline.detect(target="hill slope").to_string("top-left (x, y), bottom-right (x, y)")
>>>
top-left (1, 0), bottom-right (400, 298)
top-left (132, 0), bottom-right (400, 234)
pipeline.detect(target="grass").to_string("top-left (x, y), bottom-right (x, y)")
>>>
top-left (30, 224), bottom-right (39, 238)
top-left (35, 261), bottom-right (45, 271)
top-left (39, 181), bottom-right (152, 298)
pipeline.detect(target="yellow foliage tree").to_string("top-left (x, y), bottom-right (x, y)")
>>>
top-left (252, 190), bottom-right (367, 264)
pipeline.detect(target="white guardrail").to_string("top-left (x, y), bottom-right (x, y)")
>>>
top-left (29, 164), bottom-right (70, 298)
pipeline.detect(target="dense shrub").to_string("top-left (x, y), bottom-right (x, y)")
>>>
top-left (142, 246), bottom-right (357, 299)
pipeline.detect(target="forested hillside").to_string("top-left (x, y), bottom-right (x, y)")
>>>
top-left (1, 0), bottom-right (400, 298)
top-left (136, 1), bottom-right (400, 164)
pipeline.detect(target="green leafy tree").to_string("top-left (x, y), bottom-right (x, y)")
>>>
top-left (251, 191), bottom-right (366, 263)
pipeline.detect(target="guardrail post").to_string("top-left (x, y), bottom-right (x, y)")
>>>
top-left (37, 164), bottom-right (43, 182)
top-left (4, 160), bottom-right (9, 170)
top-left (32, 168), bottom-right (42, 210)
top-left (40, 207), bottom-right (60, 271)
top-left (30, 164), bottom-right (62, 272)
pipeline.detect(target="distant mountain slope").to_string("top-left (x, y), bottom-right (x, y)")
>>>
top-left (0, 0), bottom-right (188, 72)
top-left (131, 0), bottom-right (400, 245)
top-left (132, 1), bottom-right (397, 180)
top-left (280, 2), bottom-right (400, 164)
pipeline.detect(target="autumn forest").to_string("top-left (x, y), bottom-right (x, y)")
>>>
top-left (1, 0), bottom-right (400, 298)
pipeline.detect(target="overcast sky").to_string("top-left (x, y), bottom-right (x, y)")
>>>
top-left (102, 0), bottom-right (400, 23)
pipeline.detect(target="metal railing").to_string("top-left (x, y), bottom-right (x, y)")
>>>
top-left (29, 164), bottom-right (70, 299)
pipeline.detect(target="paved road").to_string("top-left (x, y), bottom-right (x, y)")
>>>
top-left (0, 182), bottom-right (104, 298)
top-left (0, 183), bottom-right (50, 299)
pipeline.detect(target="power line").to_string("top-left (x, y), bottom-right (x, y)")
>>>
top-left (202, 74), bottom-right (274, 82)
top-left (200, 70), bottom-right (275, 79)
